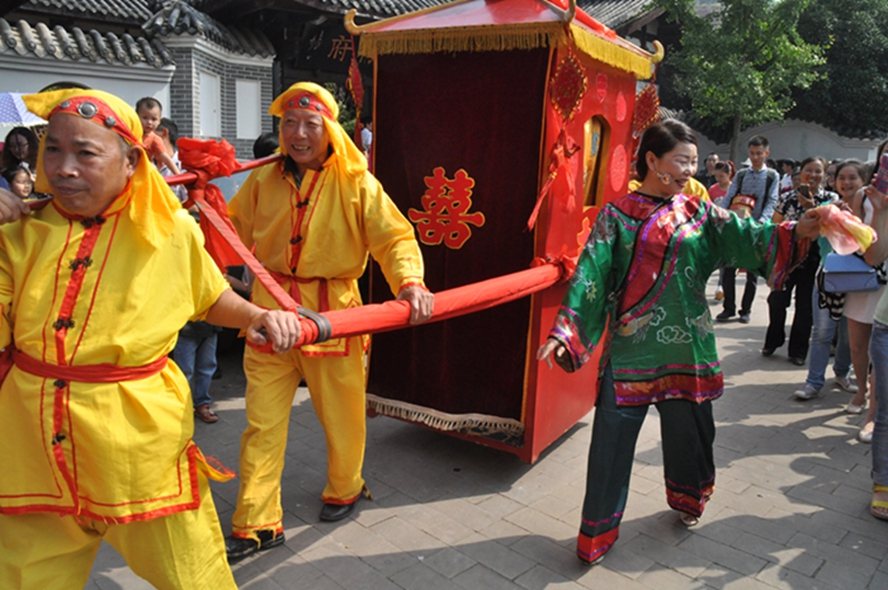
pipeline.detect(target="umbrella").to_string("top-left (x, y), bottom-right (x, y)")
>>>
top-left (0, 92), bottom-right (46, 136)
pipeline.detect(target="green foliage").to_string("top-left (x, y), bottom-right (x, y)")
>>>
top-left (657, 0), bottom-right (824, 154)
top-left (323, 82), bottom-right (357, 136)
top-left (791, 0), bottom-right (888, 133)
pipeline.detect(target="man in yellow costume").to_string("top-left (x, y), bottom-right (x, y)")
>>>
top-left (226, 82), bottom-right (434, 559)
top-left (0, 88), bottom-right (300, 589)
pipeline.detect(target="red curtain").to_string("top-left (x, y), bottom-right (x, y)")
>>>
top-left (369, 49), bottom-right (549, 421)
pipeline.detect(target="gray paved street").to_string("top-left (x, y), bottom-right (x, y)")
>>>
top-left (87, 278), bottom-right (886, 589)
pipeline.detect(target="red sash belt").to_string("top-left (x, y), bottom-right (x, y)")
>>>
top-left (268, 270), bottom-right (330, 312)
top-left (11, 349), bottom-right (168, 383)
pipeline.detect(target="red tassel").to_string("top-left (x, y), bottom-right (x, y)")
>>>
top-left (527, 129), bottom-right (580, 231)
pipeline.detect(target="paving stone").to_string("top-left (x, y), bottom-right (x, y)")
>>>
top-left (237, 574), bottom-right (286, 589)
top-left (690, 520), bottom-right (745, 547)
top-left (474, 493), bottom-right (527, 519)
top-left (422, 547), bottom-right (477, 578)
top-left (478, 518), bottom-right (534, 544)
top-left (370, 516), bottom-right (446, 553)
top-left (678, 533), bottom-right (767, 576)
top-left (622, 533), bottom-right (712, 579)
top-left (755, 562), bottom-right (842, 590)
top-left (729, 531), bottom-right (823, 576)
top-left (528, 493), bottom-right (577, 520)
top-left (431, 496), bottom-right (499, 532)
top-left (453, 533), bottom-right (536, 579)
top-left (574, 562), bottom-right (649, 589)
top-left (389, 562), bottom-right (462, 590)
top-left (634, 563), bottom-right (709, 590)
top-left (787, 532), bottom-right (880, 573)
top-left (264, 555), bottom-right (327, 589)
top-left (868, 569), bottom-right (888, 590)
top-left (504, 506), bottom-right (578, 545)
top-left (452, 563), bottom-right (523, 590)
top-left (712, 507), bottom-right (796, 545)
top-left (510, 535), bottom-right (577, 570)
top-left (514, 564), bottom-right (585, 589)
top-left (839, 530), bottom-right (888, 561)
top-left (695, 563), bottom-right (775, 590)
top-left (760, 507), bottom-right (846, 544)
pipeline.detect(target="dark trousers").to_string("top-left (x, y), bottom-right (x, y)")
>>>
top-left (764, 254), bottom-right (818, 359)
top-left (722, 268), bottom-right (757, 315)
top-left (577, 365), bottom-right (716, 563)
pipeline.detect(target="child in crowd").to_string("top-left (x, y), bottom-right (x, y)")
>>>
top-left (708, 160), bottom-right (735, 203)
top-left (156, 117), bottom-right (188, 203)
top-left (135, 97), bottom-right (180, 176)
top-left (1, 165), bottom-right (33, 199)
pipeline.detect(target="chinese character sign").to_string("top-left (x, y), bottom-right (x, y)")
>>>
top-left (408, 167), bottom-right (486, 250)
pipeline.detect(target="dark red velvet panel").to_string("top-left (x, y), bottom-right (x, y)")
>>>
top-left (368, 49), bottom-right (549, 421)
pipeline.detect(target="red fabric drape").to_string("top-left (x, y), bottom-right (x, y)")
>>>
top-left (369, 50), bottom-right (550, 420)
top-left (176, 138), bottom-right (242, 270)
top-left (173, 139), bottom-right (297, 313)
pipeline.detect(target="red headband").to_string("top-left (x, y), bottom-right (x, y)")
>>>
top-left (285, 91), bottom-right (334, 121)
top-left (49, 96), bottom-right (142, 147)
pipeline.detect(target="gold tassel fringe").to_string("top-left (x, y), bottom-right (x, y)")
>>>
top-left (360, 22), bottom-right (653, 79)
top-left (568, 24), bottom-right (654, 79)
top-left (358, 24), bottom-right (562, 58)
top-left (366, 393), bottom-right (525, 444)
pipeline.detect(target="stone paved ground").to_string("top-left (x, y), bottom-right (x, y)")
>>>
top-left (88, 279), bottom-right (887, 589)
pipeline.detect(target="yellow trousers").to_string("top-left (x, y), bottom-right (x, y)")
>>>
top-left (0, 471), bottom-right (236, 590)
top-left (232, 339), bottom-right (366, 538)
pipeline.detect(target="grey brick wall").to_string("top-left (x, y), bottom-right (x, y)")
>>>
top-left (167, 43), bottom-right (273, 161)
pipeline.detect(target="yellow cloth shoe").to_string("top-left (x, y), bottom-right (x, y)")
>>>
top-left (872, 485), bottom-right (888, 521)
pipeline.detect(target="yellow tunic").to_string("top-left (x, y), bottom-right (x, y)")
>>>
top-left (0, 193), bottom-right (229, 523)
top-left (229, 158), bottom-right (425, 354)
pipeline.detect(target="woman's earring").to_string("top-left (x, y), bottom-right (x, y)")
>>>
top-left (657, 171), bottom-right (673, 185)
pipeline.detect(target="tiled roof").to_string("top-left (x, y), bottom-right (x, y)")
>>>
top-left (26, 0), bottom-right (154, 22)
top-left (143, 1), bottom-right (275, 57)
top-left (0, 17), bottom-right (174, 68)
top-left (299, 0), bottom-right (653, 24)
top-left (578, 0), bottom-right (655, 30)
top-left (307, 0), bottom-right (447, 18)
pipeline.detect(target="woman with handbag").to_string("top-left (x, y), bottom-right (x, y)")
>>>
top-left (536, 120), bottom-right (822, 565)
top-left (793, 161), bottom-right (860, 401)
top-left (837, 158), bottom-right (887, 445)
top-left (862, 175), bottom-right (888, 520)
top-left (763, 157), bottom-right (837, 365)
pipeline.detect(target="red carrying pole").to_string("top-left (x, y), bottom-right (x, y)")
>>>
top-left (164, 152), bottom-right (284, 186)
top-left (293, 263), bottom-right (564, 347)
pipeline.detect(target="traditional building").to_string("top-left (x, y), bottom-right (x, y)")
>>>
top-left (1, 0), bottom-right (674, 159)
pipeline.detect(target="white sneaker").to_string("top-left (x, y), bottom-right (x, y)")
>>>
top-left (835, 375), bottom-right (859, 393)
top-left (793, 385), bottom-right (819, 400)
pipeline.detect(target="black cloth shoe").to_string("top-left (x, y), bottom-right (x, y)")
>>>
top-left (789, 357), bottom-right (806, 366)
top-left (739, 313), bottom-right (751, 324)
top-left (320, 497), bottom-right (359, 522)
top-left (715, 310), bottom-right (735, 322)
top-left (761, 347), bottom-right (775, 357)
top-left (225, 530), bottom-right (285, 561)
